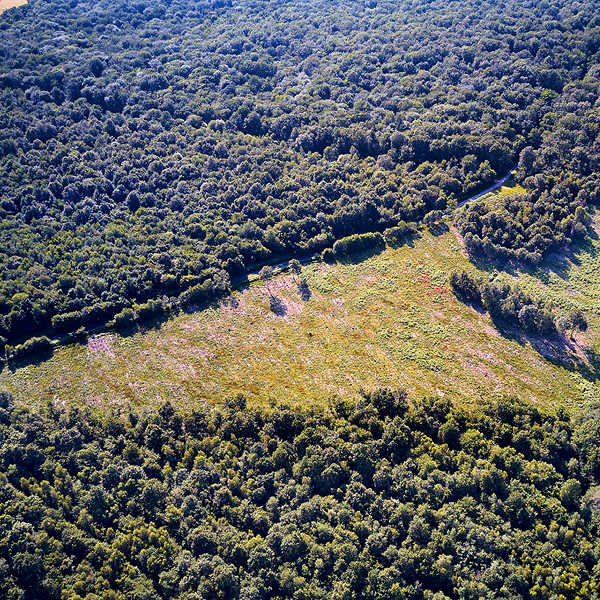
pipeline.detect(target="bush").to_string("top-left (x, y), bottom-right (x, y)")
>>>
top-left (332, 232), bottom-right (385, 257)
top-left (135, 300), bottom-right (165, 322)
top-left (7, 336), bottom-right (53, 360)
top-left (179, 281), bottom-right (215, 307)
top-left (52, 310), bottom-right (86, 333)
top-left (383, 221), bottom-right (417, 243)
top-left (113, 308), bottom-right (135, 330)
top-left (449, 270), bottom-right (482, 304)
top-left (321, 248), bottom-right (336, 263)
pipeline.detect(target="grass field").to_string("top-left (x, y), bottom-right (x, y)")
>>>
top-left (3, 202), bottom-right (600, 412)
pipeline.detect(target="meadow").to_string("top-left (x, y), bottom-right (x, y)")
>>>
top-left (3, 199), bottom-right (600, 411)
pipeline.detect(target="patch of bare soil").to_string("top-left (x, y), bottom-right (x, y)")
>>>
top-left (450, 224), bottom-right (469, 257)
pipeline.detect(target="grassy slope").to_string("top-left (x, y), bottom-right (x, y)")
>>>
top-left (3, 204), bottom-right (600, 411)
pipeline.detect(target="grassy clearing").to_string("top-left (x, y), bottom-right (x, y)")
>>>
top-left (470, 174), bottom-right (526, 206)
top-left (3, 213), bottom-right (599, 412)
top-left (499, 180), bottom-right (526, 196)
top-left (514, 217), bottom-right (600, 321)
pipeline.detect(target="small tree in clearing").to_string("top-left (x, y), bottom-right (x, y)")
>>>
top-left (289, 259), bottom-right (302, 283)
top-left (570, 310), bottom-right (588, 338)
top-left (556, 310), bottom-right (588, 339)
top-left (258, 266), bottom-right (274, 297)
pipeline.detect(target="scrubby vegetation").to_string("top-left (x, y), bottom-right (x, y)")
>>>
top-left (449, 270), bottom-right (588, 339)
top-left (5, 335), bottom-right (53, 361)
top-left (455, 188), bottom-right (592, 265)
top-left (7, 228), bottom-right (597, 410)
top-left (332, 232), bottom-right (385, 258)
top-left (2, 390), bottom-right (600, 600)
top-left (0, 0), bottom-right (599, 345)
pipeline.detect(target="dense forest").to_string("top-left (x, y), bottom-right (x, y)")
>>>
top-left (0, 0), bottom-right (599, 347)
top-left (2, 390), bottom-right (600, 600)
top-left (4, 1), bottom-right (600, 598)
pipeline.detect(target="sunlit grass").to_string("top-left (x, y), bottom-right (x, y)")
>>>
top-left (0, 0), bottom-right (27, 14)
top-left (3, 217), bottom-right (599, 412)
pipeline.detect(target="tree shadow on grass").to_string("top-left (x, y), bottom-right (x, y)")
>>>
top-left (464, 220), bottom-right (600, 284)
top-left (385, 234), bottom-right (419, 250)
top-left (429, 222), bottom-right (449, 237)
top-left (536, 228), bottom-right (600, 280)
top-left (337, 244), bottom-right (386, 265)
top-left (456, 217), bottom-right (600, 380)
top-left (298, 280), bottom-right (312, 301)
top-left (269, 295), bottom-right (287, 316)
top-left (220, 294), bottom-right (241, 310)
top-left (464, 300), bottom-right (487, 315)
top-left (491, 318), bottom-right (600, 381)
top-left (5, 346), bottom-right (55, 373)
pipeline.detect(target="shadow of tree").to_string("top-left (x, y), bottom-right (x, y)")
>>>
top-left (299, 280), bottom-right (312, 301)
top-left (338, 244), bottom-right (386, 265)
top-left (490, 317), bottom-right (599, 381)
top-left (220, 295), bottom-right (240, 310)
top-left (461, 214), bottom-right (600, 282)
top-left (270, 296), bottom-right (287, 316)
top-left (385, 234), bottom-right (418, 250)
top-left (6, 346), bottom-right (54, 373)
top-left (429, 222), bottom-right (449, 236)
top-left (454, 211), bottom-right (600, 380)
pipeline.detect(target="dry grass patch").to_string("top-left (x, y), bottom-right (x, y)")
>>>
top-left (0, 0), bottom-right (26, 13)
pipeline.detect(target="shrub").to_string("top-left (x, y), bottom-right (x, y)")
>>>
top-left (113, 308), bottom-right (135, 330)
top-left (321, 248), bottom-right (336, 263)
top-left (383, 221), bottom-right (417, 243)
top-left (7, 336), bottom-right (53, 360)
top-left (332, 232), bottom-right (385, 257)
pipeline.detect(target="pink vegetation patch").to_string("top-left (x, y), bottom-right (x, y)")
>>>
top-left (86, 335), bottom-right (116, 357)
top-left (187, 346), bottom-right (215, 361)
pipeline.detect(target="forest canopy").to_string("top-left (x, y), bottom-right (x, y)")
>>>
top-left (0, 0), bottom-right (599, 344)
top-left (2, 2), bottom-right (600, 598)
top-left (2, 390), bottom-right (600, 600)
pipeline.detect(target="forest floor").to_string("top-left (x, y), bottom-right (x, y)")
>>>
top-left (3, 198), bottom-right (600, 412)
